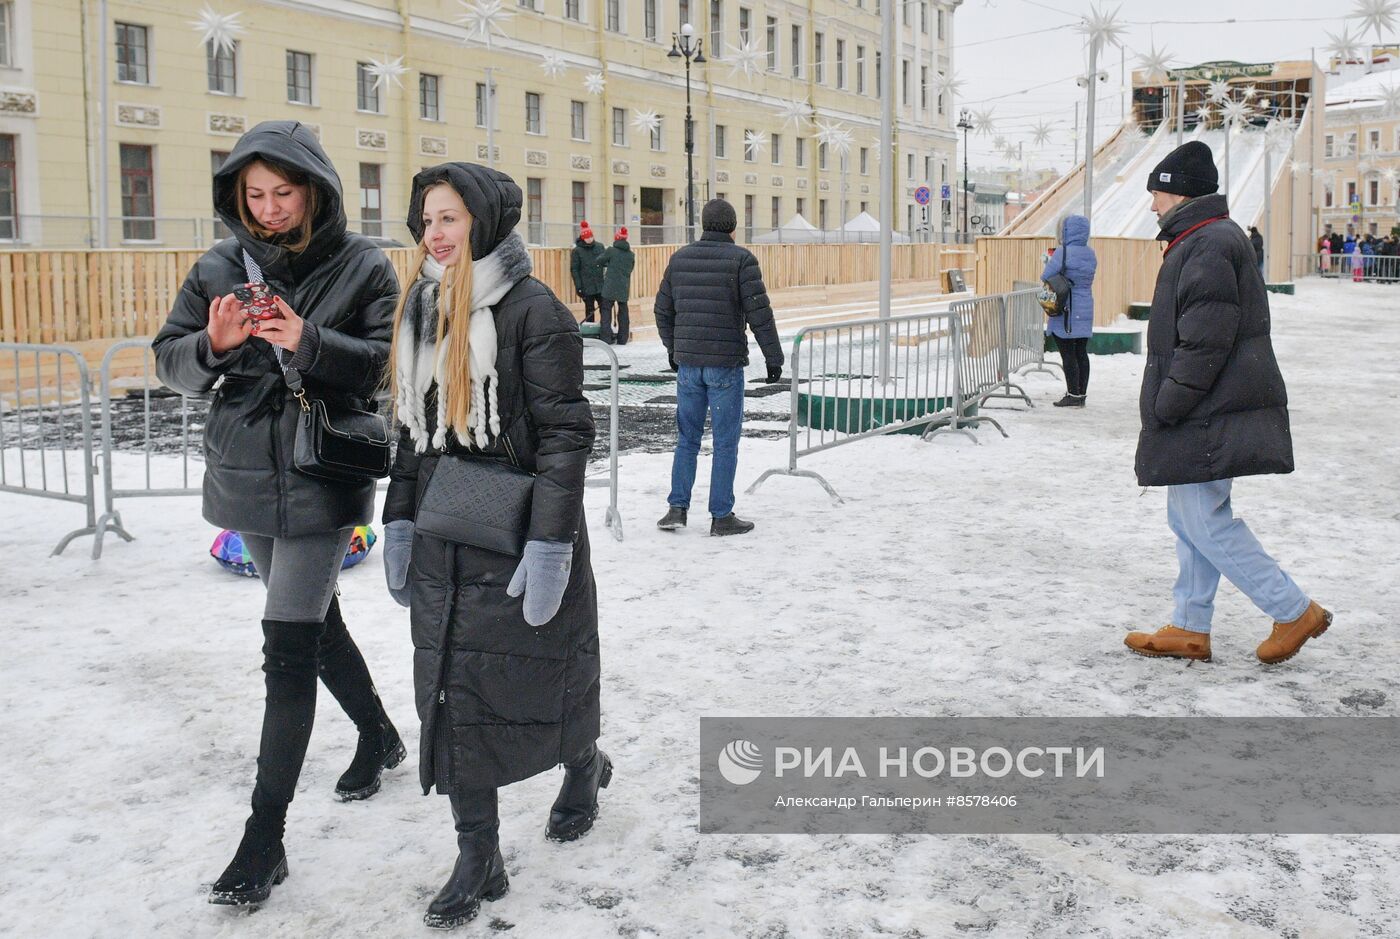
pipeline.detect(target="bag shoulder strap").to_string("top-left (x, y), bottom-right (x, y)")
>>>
top-left (244, 249), bottom-right (291, 374)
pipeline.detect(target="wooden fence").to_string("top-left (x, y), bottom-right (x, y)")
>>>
top-left (975, 235), bottom-right (1164, 326)
top-left (0, 242), bottom-right (973, 347)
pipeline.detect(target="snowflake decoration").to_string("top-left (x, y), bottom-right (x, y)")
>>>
top-left (539, 52), bottom-right (568, 79)
top-left (935, 71), bottom-right (965, 100)
top-left (971, 108), bottom-right (996, 137)
top-left (1078, 4), bottom-right (1127, 55)
top-left (630, 109), bottom-right (662, 135)
top-left (775, 97), bottom-right (811, 129)
top-left (1194, 103), bottom-right (1214, 123)
top-left (1378, 82), bottom-right (1400, 115)
top-left (1207, 79), bottom-right (1232, 102)
top-left (1265, 117), bottom-right (1296, 148)
top-left (584, 72), bottom-right (607, 96)
top-left (365, 56), bottom-right (409, 92)
top-left (726, 38), bottom-right (766, 80)
top-left (1351, 0), bottom-right (1400, 43)
top-left (1381, 165), bottom-right (1399, 183)
top-left (1002, 143), bottom-right (1020, 162)
top-left (830, 128), bottom-right (854, 158)
top-left (190, 5), bottom-right (244, 57)
top-left (1290, 159), bottom-right (1311, 176)
top-left (814, 120), bottom-right (852, 157)
top-left (1136, 42), bottom-right (1173, 84)
top-left (1240, 84), bottom-right (1258, 101)
top-left (1326, 25), bottom-right (1364, 63)
top-left (1220, 97), bottom-right (1253, 127)
top-left (1030, 120), bottom-right (1056, 147)
top-left (743, 129), bottom-right (769, 159)
top-left (993, 136), bottom-right (1007, 150)
top-left (456, 0), bottom-right (514, 47)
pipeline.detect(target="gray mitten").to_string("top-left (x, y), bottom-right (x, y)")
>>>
top-left (506, 540), bottom-right (573, 627)
top-left (383, 519), bottom-right (414, 608)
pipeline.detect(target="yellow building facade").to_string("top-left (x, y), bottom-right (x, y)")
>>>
top-left (0, 0), bottom-right (961, 248)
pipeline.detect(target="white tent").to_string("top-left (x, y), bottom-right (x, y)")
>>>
top-left (751, 213), bottom-right (825, 243)
top-left (841, 211), bottom-right (910, 243)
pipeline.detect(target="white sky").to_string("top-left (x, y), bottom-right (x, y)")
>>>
top-left (954, 0), bottom-right (1353, 173)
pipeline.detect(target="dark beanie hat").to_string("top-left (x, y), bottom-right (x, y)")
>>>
top-left (701, 199), bottom-right (737, 234)
top-left (1146, 141), bottom-right (1218, 198)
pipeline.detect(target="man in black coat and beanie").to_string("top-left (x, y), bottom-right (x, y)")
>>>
top-left (1124, 140), bottom-right (1332, 665)
top-left (654, 199), bottom-right (784, 536)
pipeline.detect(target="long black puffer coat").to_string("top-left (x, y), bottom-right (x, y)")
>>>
top-left (152, 120), bottom-right (397, 537)
top-left (653, 231), bottom-right (785, 369)
top-left (382, 162), bottom-right (600, 794)
top-left (1136, 193), bottom-right (1293, 487)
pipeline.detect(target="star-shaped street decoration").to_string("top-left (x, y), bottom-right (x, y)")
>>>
top-left (456, 0), bottom-right (514, 48)
top-left (190, 5), bottom-right (244, 57)
top-left (727, 38), bottom-right (766, 80)
top-left (365, 56), bottom-right (409, 92)
top-left (775, 97), bottom-right (811, 129)
top-left (584, 72), bottom-right (607, 96)
top-left (1351, 0), bottom-right (1400, 43)
top-left (630, 109), bottom-right (662, 135)
top-left (1136, 42), bottom-right (1173, 84)
top-left (744, 129), bottom-right (770, 159)
top-left (539, 52), bottom-right (568, 79)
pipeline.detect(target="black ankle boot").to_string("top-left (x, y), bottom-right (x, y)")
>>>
top-left (210, 620), bottom-right (320, 906)
top-left (425, 788), bottom-right (509, 929)
top-left (209, 808), bottom-right (289, 905)
top-left (546, 745), bottom-right (613, 842)
top-left (320, 597), bottom-right (406, 801)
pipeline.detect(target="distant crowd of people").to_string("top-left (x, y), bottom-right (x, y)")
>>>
top-left (1317, 229), bottom-right (1400, 280)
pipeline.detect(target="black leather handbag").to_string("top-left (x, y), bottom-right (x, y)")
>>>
top-left (416, 437), bottom-right (534, 557)
top-left (286, 367), bottom-right (391, 482)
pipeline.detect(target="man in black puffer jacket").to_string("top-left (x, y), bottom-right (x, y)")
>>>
top-left (1124, 141), bottom-right (1331, 667)
top-left (654, 199), bottom-right (784, 536)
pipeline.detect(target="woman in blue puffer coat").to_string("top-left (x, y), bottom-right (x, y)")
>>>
top-left (1041, 214), bottom-right (1098, 407)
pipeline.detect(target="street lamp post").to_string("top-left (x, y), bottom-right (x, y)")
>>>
top-left (957, 109), bottom-right (973, 242)
top-left (669, 24), bottom-right (706, 243)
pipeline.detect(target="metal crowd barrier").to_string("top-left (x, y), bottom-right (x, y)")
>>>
top-left (0, 343), bottom-right (100, 555)
top-left (1295, 252), bottom-right (1400, 282)
top-left (582, 337), bottom-right (624, 542)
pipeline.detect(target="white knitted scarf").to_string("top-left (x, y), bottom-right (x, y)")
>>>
top-left (395, 232), bottom-right (532, 452)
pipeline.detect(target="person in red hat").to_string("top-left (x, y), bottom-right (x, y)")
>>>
top-left (598, 227), bottom-right (635, 344)
top-left (569, 221), bottom-right (606, 323)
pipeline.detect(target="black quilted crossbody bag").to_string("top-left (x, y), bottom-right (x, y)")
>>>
top-left (416, 435), bottom-right (534, 557)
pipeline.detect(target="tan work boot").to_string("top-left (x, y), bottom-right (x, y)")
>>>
top-left (1124, 625), bottom-right (1212, 661)
top-left (1256, 601), bottom-right (1332, 665)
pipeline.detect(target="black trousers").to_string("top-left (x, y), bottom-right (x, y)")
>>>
top-left (582, 295), bottom-right (601, 322)
top-left (599, 300), bottom-right (629, 345)
top-left (1056, 336), bottom-right (1090, 396)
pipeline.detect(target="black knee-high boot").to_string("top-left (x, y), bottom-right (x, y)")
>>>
top-left (318, 596), bottom-right (406, 800)
top-left (546, 743), bottom-right (613, 842)
top-left (424, 787), bottom-right (509, 929)
top-left (210, 619), bottom-right (322, 906)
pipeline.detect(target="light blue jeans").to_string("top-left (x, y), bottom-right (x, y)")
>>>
top-left (668, 364), bottom-right (746, 518)
top-left (1166, 480), bottom-right (1309, 634)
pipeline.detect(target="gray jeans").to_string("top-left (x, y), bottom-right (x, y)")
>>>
top-left (241, 528), bottom-right (354, 622)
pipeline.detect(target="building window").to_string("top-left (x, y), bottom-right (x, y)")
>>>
top-left (902, 0), bottom-right (912, 26)
top-left (771, 133), bottom-right (781, 165)
top-left (518, 0), bottom-right (540, 8)
top-left (210, 150), bottom-right (231, 239)
top-left (571, 101), bottom-right (587, 140)
top-left (207, 41), bottom-right (238, 95)
top-left (650, 117), bottom-right (664, 151)
top-left (795, 136), bottom-right (806, 168)
top-left (796, 197), bottom-right (806, 218)
top-left (744, 194), bottom-right (755, 240)
top-left (359, 163), bottom-right (382, 236)
top-left (738, 6), bottom-right (750, 43)
top-left (0, 133), bottom-right (17, 240)
top-left (572, 181), bottom-right (587, 224)
top-left (710, 0), bottom-right (723, 57)
top-left (286, 51), bottom-right (314, 104)
top-left (860, 147), bottom-right (869, 175)
top-left (818, 141), bottom-right (827, 170)
top-left (525, 92), bottom-right (543, 134)
top-left (771, 195), bottom-right (780, 228)
top-left (901, 59), bottom-right (910, 106)
top-left (116, 23), bottom-right (151, 84)
top-left (835, 39), bottom-right (845, 90)
top-left (920, 0), bottom-right (929, 33)
top-left (420, 74), bottom-right (441, 121)
top-left (1346, 181), bottom-right (1357, 205)
top-left (920, 65), bottom-right (929, 110)
top-left (357, 62), bottom-right (382, 113)
top-left (1368, 129), bottom-right (1381, 152)
top-left (766, 16), bottom-right (778, 71)
top-left (607, 0), bottom-right (622, 31)
top-left (875, 52), bottom-right (882, 96)
top-left (790, 25), bottom-right (802, 78)
top-left (715, 124), bottom-right (727, 158)
top-left (819, 199), bottom-right (828, 230)
top-left (814, 32), bottom-right (824, 83)
top-left (0, 2), bottom-right (12, 68)
top-left (744, 128), bottom-right (756, 162)
top-left (1324, 134), bottom-right (1334, 158)
top-left (612, 107), bottom-right (627, 145)
top-left (907, 153), bottom-right (915, 179)
top-left (476, 81), bottom-right (497, 128)
top-left (566, 0), bottom-right (581, 20)
top-left (1369, 178), bottom-right (1380, 206)
top-left (613, 184), bottom-right (627, 226)
top-left (527, 178), bottom-right (544, 243)
top-left (938, 7), bottom-right (945, 39)
top-left (679, 0), bottom-right (691, 28)
top-left (646, 0), bottom-right (658, 40)
top-left (856, 45), bottom-right (865, 95)
top-left (1345, 131), bottom-right (1357, 155)
top-left (119, 144), bottom-right (155, 241)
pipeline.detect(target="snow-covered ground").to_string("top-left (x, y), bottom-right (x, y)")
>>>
top-left (3, 278), bottom-right (1398, 937)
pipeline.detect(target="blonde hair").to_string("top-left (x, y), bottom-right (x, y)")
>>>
top-left (235, 158), bottom-right (317, 254)
top-left (387, 183), bottom-right (477, 443)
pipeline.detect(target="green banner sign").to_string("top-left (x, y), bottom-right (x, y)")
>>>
top-left (1166, 61), bottom-right (1275, 82)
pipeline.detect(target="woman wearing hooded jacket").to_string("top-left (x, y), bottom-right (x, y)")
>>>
top-left (379, 162), bottom-right (607, 929)
top-left (152, 120), bottom-right (404, 906)
top-left (1041, 214), bottom-right (1099, 407)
